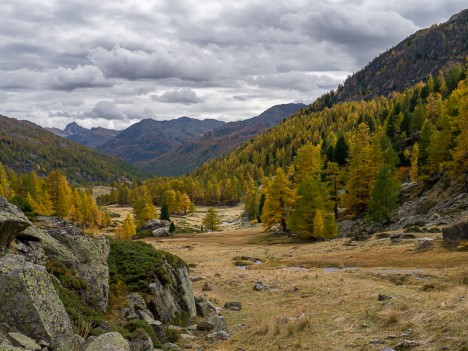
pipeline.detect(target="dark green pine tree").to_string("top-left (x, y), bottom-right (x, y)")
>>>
top-left (333, 134), bottom-right (349, 166)
top-left (169, 221), bottom-right (176, 234)
top-left (368, 166), bottom-right (400, 223)
top-left (160, 203), bottom-right (170, 221)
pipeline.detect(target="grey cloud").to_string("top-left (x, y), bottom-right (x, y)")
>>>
top-left (85, 101), bottom-right (128, 121)
top-left (0, 65), bottom-right (112, 91)
top-left (0, 0), bottom-right (465, 128)
top-left (152, 89), bottom-right (203, 105)
top-left (89, 45), bottom-right (219, 82)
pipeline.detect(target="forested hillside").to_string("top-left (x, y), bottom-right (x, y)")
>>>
top-left (0, 115), bottom-right (148, 183)
top-left (95, 62), bottom-right (467, 239)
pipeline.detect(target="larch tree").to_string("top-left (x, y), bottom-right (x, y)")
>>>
top-left (288, 176), bottom-right (337, 239)
top-left (202, 207), bottom-right (221, 231)
top-left (293, 142), bottom-right (322, 184)
top-left (121, 213), bottom-right (136, 240)
top-left (261, 168), bottom-right (295, 232)
top-left (133, 185), bottom-right (158, 227)
top-left (410, 143), bottom-right (420, 182)
top-left (368, 165), bottom-right (400, 223)
top-left (179, 193), bottom-right (191, 214)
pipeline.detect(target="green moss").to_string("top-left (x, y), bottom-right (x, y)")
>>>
top-left (52, 280), bottom-right (105, 336)
top-left (123, 319), bottom-right (162, 347)
top-left (108, 239), bottom-right (186, 291)
top-left (47, 259), bottom-right (105, 336)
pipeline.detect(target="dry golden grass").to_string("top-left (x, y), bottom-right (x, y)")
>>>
top-left (142, 218), bottom-right (468, 351)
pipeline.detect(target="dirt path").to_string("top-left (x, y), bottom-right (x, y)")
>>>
top-left (144, 226), bottom-right (468, 351)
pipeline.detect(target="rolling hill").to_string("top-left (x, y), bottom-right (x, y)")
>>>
top-left (0, 115), bottom-right (149, 183)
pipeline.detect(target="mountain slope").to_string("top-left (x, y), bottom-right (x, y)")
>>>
top-left (47, 122), bottom-right (120, 148)
top-left (138, 103), bottom-right (306, 175)
top-left (0, 115), bottom-right (149, 183)
top-left (335, 9), bottom-right (468, 102)
top-left (96, 117), bottom-right (225, 163)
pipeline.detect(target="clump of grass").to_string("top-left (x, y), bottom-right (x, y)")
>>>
top-left (415, 200), bottom-right (437, 215)
top-left (108, 239), bottom-right (185, 290)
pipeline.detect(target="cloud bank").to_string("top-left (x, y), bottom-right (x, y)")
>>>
top-left (0, 0), bottom-right (465, 129)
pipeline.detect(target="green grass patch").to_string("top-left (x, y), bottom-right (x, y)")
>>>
top-left (108, 239), bottom-right (186, 291)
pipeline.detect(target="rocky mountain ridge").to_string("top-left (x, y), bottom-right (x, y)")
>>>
top-left (138, 103), bottom-right (306, 175)
top-left (335, 9), bottom-right (468, 102)
top-left (47, 122), bottom-right (120, 149)
top-left (96, 117), bottom-right (225, 163)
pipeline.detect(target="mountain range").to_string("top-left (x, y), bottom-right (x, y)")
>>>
top-left (48, 103), bottom-right (306, 175)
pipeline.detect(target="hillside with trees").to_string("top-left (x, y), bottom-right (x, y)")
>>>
top-left (0, 115), bottom-right (148, 184)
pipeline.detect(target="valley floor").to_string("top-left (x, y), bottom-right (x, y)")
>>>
top-left (144, 223), bottom-right (468, 351)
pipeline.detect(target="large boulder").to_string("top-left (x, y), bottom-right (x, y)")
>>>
top-left (26, 217), bottom-right (110, 312)
top-left (85, 332), bottom-right (131, 351)
top-left (0, 196), bottom-right (32, 255)
top-left (442, 220), bottom-right (468, 244)
top-left (148, 264), bottom-right (196, 323)
top-left (0, 255), bottom-right (73, 348)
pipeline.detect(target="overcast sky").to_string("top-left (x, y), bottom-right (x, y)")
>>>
top-left (0, 0), bottom-right (466, 130)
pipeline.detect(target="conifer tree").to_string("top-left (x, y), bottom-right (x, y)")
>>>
top-left (261, 168), bottom-right (294, 232)
top-left (121, 213), bottom-right (136, 240)
top-left (410, 143), bottom-right (419, 182)
top-left (160, 203), bottom-right (170, 221)
top-left (333, 134), bottom-right (349, 166)
top-left (368, 165), bottom-right (400, 223)
top-left (179, 193), bottom-right (191, 214)
top-left (202, 207), bottom-right (221, 231)
top-left (294, 142), bottom-right (322, 183)
top-left (133, 185), bottom-right (158, 227)
top-left (0, 162), bottom-right (14, 200)
top-left (169, 221), bottom-right (176, 234)
top-left (288, 176), bottom-right (337, 239)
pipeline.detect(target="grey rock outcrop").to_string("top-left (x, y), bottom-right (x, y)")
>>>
top-left (442, 219), bottom-right (468, 244)
top-left (148, 264), bottom-right (196, 323)
top-left (85, 332), bottom-right (131, 351)
top-left (195, 296), bottom-right (217, 317)
top-left (0, 196), bottom-right (32, 255)
top-left (7, 332), bottom-right (41, 350)
top-left (0, 255), bottom-right (73, 348)
top-left (196, 315), bottom-right (227, 332)
top-left (28, 217), bottom-right (110, 312)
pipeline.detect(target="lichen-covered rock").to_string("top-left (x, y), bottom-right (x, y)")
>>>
top-left (148, 265), bottom-right (196, 323)
top-left (128, 329), bottom-right (153, 351)
top-left (85, 332), bottom-right (131, 351)
top-left (195, 296), bottom-right (217, 317)
top-left (7, 332), bottom-right (41, 350)
top-left (0, 255), bottom-right (73, 348)
top-left (28, 217), bottom-right (110, 312)
top-left (196, 315), bottom-right (227, 332)
top-left (0, 196), bottom-right (32, 255)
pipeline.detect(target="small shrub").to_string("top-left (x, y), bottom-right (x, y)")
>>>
top-left (165, 327), bottom-right (180, 343)
top-left (124, 320), bottom-right (160, 346)
top-left (415, 200), bottom-right (437, 215)
top-left (108, 239), bottom-right (185, 291)
top-left (404, 226), bottom-right (422, 233)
